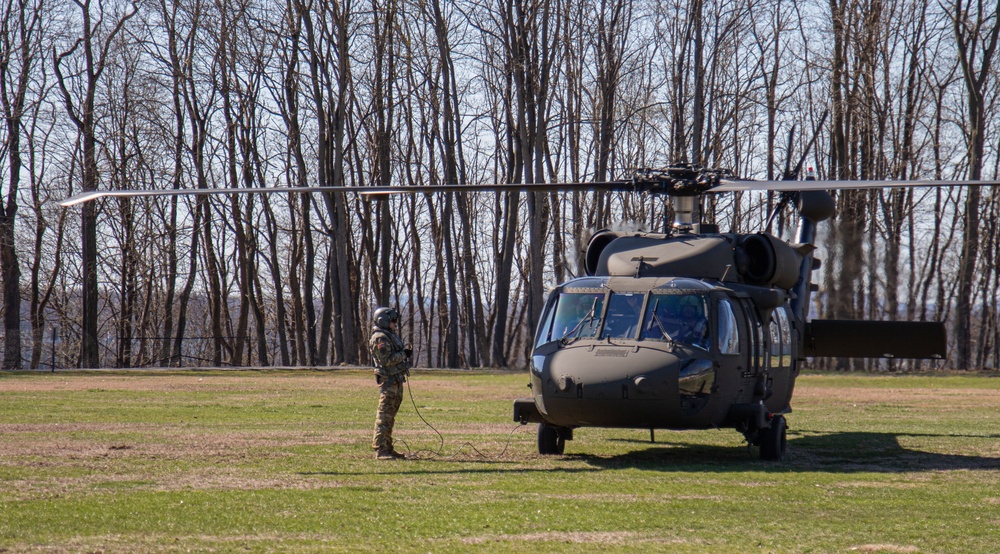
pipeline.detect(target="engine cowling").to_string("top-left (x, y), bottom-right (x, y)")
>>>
top-left (585, 230), bottom-right (803, 291)
top-left (585, 230), bottom-right (620, 276)
top-left (735, 233), bottom-right (801, 290)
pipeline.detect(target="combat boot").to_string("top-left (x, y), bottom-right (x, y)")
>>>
top-left (375, 450), bottom-right (397, 460)
top-left (389, 450), bottom-right (406, 459)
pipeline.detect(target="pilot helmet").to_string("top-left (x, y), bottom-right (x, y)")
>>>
top-left (373, 307), bottom-right (400, 329)
top-left (679, 296), bottom-right (700, 315)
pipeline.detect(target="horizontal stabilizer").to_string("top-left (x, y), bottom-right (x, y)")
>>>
top-left (804, 319), bottom-right (947, 359)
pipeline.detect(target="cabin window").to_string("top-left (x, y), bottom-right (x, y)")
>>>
top-left (547, 292), bottom-right (604, 342)
top-left (776, 307), bottom-right (792, 366)
top-left (600, 292), bottom-right (645, 340)
top-left (641, 293), bottom-right (709, 349)
top-left (753, 309), bottom-right (767, 369)
top-left (738, 300), bottom-right (766, 370)
top-left (769, 311), bottom-right (783, 367)
top-left (717, 299), bottom-right (740, 355)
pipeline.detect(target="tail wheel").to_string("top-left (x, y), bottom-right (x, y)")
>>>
top-left (759, 414), bottom-right (787, 461)
top-left (538, 422), bottom-right (566, 455)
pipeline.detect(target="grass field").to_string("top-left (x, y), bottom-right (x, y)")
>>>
top-left (1, 369), bottom-right (998, 553)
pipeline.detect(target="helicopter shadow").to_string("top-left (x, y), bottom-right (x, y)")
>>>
top-left (301, 465), bottom-right (596, 478)
top-left (572, 430), bottom-right (1000, 473)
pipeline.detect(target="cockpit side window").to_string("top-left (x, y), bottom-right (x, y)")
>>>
top-left (534, 295), bottom-right (557, 348)
top-left (717, 298), bottom-right (741, 355)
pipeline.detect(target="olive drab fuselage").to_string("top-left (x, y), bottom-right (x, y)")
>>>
top-left (514, 227), bottom-right (946, 458)
top-left (526, 275), bottom-right (798, 431)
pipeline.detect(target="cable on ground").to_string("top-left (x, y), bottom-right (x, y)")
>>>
top-left (395, 377), bottom-right (524, 461)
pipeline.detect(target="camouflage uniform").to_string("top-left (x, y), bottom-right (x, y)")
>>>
top-left (370, 325), bottom-right (410, 457)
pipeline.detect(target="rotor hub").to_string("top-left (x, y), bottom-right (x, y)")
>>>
top-left (632, 164), bottom-right (731, 196)
top-left (632, 164), bottom-right (732, 233)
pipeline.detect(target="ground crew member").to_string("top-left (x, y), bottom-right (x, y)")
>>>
top-left (369, 307), bottom-right (412, 460)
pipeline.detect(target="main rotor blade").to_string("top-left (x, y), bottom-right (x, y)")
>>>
top-left (715, 178), bottom-right (1000, 192)
top-left (58, 182), bottom-right (634, 206)
top-left (58, 186), bottom-right (389, 207)
top-left (356, 181), bottom-right (643, 195)
top-left (60, 178), bottom-right (1000, 207)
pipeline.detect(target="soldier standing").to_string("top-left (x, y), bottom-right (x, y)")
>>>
top-left (369, 307), bottom-right (412, 460)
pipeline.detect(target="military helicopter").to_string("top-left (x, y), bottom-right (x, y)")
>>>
top-left (62, 158), bottom-right (998, 461)
top-left (508, 163), bottom-right (967, 461)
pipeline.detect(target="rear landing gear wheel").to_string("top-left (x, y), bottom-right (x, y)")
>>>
top-left (759, 414), bottom-right (787, 461)
top-left (538, 422), bottom-right (566, 455)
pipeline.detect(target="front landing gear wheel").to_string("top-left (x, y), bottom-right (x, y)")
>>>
top-left (759, 414), bottom-right (787, 461)
top-left (538, 422), bottom-right (566, 455)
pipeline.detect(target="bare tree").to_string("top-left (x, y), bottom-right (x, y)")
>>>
top-left (951, 0), bottom-right (1000, 369)
top-left (279, 0), bottom-right (319, 365)
top-left (1, 0), bottom-right (46, 369)
top-left (302, 0), bottom-right (359, 364)
top-left (53, 0), bottom-right (138, 368)
top-left (24, 102), bottom-right (64, 369)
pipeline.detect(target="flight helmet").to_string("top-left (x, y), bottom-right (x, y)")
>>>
top-left (373, 307), bottom-right (400, 329)
top-left (678, 295), bottom-right (702, 318)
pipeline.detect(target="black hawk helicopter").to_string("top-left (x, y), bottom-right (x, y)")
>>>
top-left (508, 163), bottom-right (964, 461)
top-left (62, 158), bottom-right (999, 461)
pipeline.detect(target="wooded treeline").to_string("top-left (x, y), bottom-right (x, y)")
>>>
top-left (0, 0), bottom-right (998, 370)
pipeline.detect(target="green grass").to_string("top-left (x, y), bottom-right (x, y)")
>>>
top-left (1, 369), bottom-right (998, 552)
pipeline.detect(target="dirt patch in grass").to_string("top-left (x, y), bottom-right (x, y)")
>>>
top-left (461, 530), bottom-right (688, 546)
top-left (2, 468), bottom-right (337, 502)
top-left (794, 385), bottom-right (1000, 406)
top-left (849, 545), bottom-right (919, 553)
top-left (1, 423), bottom-right (364, 456)
top-left (1, 371), bottom-right (373, 392)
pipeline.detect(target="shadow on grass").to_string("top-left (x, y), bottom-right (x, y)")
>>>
top-left (571, 431), bottom-right (1000, 473)
top-left (301, 466), bottom-right (596, 477)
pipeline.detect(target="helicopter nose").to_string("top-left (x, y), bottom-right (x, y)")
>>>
top-left (542, 348), bottom-right (683, 398)
top-left (535, 346), bottom-right (717, 428)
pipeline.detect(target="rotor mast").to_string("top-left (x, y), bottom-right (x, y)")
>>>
top-left (631, 165), bottom-right (728, 234)
top-left (671, 196), bottom-right (698, 233)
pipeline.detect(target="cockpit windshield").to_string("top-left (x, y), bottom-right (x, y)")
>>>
top-left (640, 293), bottom-right (709, 349)
top-left (600, 293), bottom-right (645, 339)
top-left (539, 288), bottom-right (711, 349)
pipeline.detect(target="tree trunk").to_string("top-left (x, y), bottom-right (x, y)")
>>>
top-left (951, 0), bottom-right (1000, 369)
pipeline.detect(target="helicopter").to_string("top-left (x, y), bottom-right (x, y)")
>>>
top-left (509, 163), bottom-right (970, 460)
top-left (61, 162), bottom-right (999, 461)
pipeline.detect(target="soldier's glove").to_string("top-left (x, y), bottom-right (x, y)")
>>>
top-left (404, 348), bottom-right (413, 359)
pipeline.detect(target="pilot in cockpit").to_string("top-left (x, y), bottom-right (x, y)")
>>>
top-left (676, 298), bottom-right (709, 348)
top-left (554, 294), bottom-right (601, 340)
top-left (642, 295), bottom-right (708, 348)
top-left (601, 293), bottom-right (643, 339)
